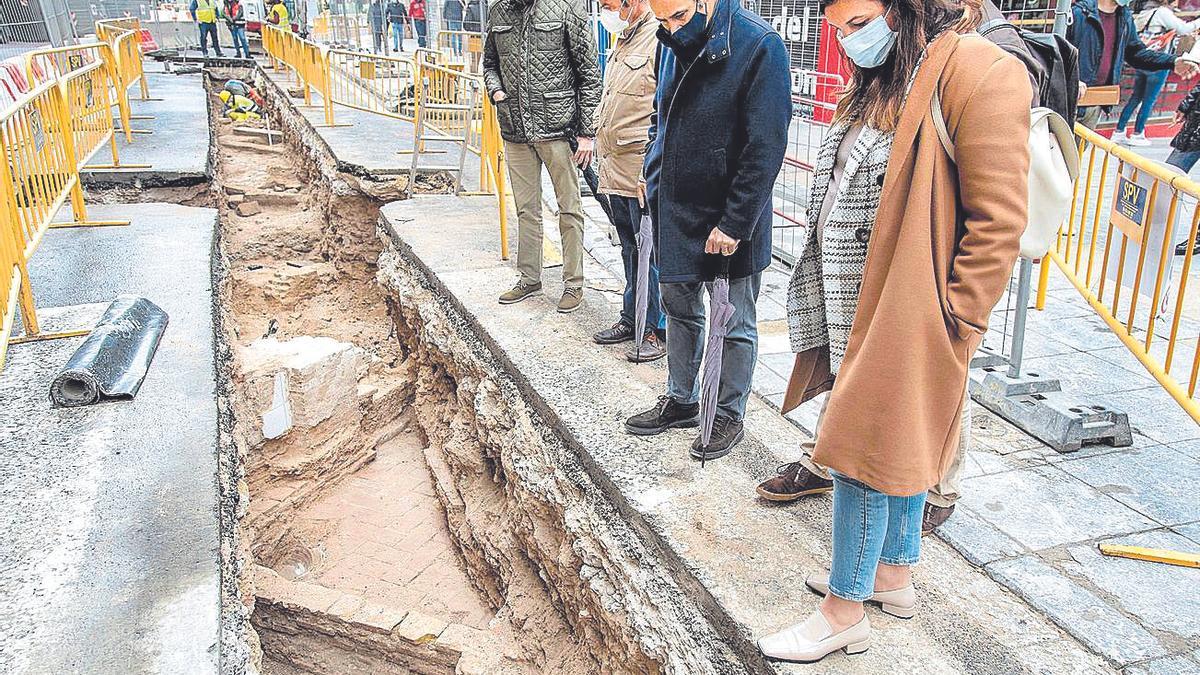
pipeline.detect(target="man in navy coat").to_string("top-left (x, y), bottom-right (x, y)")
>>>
top-left (624, 0), bottom-right (790, 460)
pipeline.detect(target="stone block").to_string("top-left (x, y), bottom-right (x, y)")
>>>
top-left (237, 200), bottom-right (263, 217)
top-left (348, 601), bottom-right (409, 635)
top-left (263, 262), bottom-right (337, 305)
top-left (1057, 445), bottom-right (1200, 526)
top-left (1065, 530), bottom-right (1200, 639)
top-left (327, 594), bottom-right (366, 622)
top-left (240, 336), bottom-right (364, 446)
top-left (958, 465), bottom-right (1156, 551)
top-left (936, 504), bottom-right (1026, 566)
top-left (988, 555), bottom-right (1167, 666)
top-left (394, 610), bottom-right (448, 645)
top-left (434, 623), bottom-right (491, 657)
top-left (277, 581), bottom-right (345, 614)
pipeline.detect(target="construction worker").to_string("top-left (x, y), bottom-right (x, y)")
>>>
top-left (190, 0), bottom-right (225, 58)
top-left (224, 0), bottom-right (250, 58)
top-left (219, 89), bottom-right (261, 122)
top-left (268, 0), bottom-right (291, 32)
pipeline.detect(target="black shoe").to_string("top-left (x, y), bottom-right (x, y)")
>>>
top-left (625, 396), bottom-right (699, 436)
top-left (1175, 239), bottom-right (1200, 256)
top-left (626, 332), bottom-right (667, 362)
top-left (594, 321), bottom-right (634, 345)
top-left (690, 415), bottom-right (744, 462)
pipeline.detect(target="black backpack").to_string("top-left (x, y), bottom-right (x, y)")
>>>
top-left (980, 19), bottom-right (1081, 126)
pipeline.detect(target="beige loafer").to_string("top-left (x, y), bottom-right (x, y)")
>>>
top-left (758, 610), bottom-right (871, 663)
top-left (804, 574), bottom-right (917, 619)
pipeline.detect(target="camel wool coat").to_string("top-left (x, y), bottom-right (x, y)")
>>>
top-left (782, 32), bottom-right (1031, 496)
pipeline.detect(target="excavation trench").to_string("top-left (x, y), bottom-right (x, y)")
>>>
top-left (211, 71), bottom-right (662, 674)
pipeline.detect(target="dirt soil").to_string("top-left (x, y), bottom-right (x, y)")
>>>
top-left (209, 78), bottom-right (597, 674)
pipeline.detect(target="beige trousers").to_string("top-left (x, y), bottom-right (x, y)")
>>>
top-left (505, 139), bottom-right (584, 289)
top-left (798, 394), bottom-right (970, 507)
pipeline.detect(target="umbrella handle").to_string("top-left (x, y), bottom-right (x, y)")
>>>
top-left (719, 255), bottom-right (731, 280)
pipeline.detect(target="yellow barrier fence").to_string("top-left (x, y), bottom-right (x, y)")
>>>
top-left (433, 30), bottom-right (485, 74)
top-left (1, 200), bottom-right (23, 369)
top-left (1038, 124), bottom-right (1200, 423)
top-left (25, 42), bottom-right (138, 145)
top-left (0, 76), bottom-right (129, 357)
top-left (326, 47), bottom-right (417, 122)
top-left (96, 18), bottom-right (151, 103)
top-left (262, 24), bottom-right (338, 127)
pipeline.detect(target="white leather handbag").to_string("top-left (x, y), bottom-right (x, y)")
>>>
top-left (932, 91), bottom-right (1080, 260)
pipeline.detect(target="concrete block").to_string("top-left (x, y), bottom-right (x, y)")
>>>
top-left (1065, 530), bottom-right (1200, 639)
top-left (394, 610), bottom-right (448, 645)
top-left (988, 555), bottom-right (1167, 666)
top-left (958, 465), bottom-right (1156, 550)
top-left (348, 601), bottom-right (409, 635)
top-left (1057, 445), bottom-right (1200, 526)
top-left (241, 336), bottom-right (364, 444)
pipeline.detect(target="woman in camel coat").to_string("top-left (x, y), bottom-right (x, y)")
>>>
top-left (757, 0), bottom-right (1031, 663)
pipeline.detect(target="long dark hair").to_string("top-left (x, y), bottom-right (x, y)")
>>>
top-left (823, 0), bottom-right (964, 132)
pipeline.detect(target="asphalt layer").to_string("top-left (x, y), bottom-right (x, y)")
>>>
top-left (0, 203), bottom-right (220, 674)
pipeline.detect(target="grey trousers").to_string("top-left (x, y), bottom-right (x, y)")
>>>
top-left (798, 393), bottom-right (970, 508)
top-left (504, 139), bottom-right (584, 289)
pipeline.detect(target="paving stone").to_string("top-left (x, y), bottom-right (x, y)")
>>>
top-left (1022, 350), bottom-right (1157, 396)
top-left (1124, 651), bottom-right (1200, 675)
top-left (348, 601), bottom-right (409, 634)
top-left (395, 610), bottom-right (448, 644)
top-left (1171, 439), bottom-right (1200, 461)
top-left (935, 503), bottom-right (1027, 566)
top-left (1065, 530), bottom-right (1200, 640)
top-left (752, 362), bottom-right (789, 397)
top-left (327, 593), bottom-right (367, 621)
top-left (757, 350), bottom-right (796, 377)
top-left (1057, 445), bottom-right (1200, 526)
top-left (959, 465), bottom-right (1157, 551)
top-left (988, 555), bottom-right (1168, 666)
top-left (1175, 521), bottom-right (1200, 545)
top-left (1022, 311), bottom-right (1119, 353)
top-left (1091, 386), bottom-right (1200, 445)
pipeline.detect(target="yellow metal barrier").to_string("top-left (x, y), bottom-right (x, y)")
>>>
top-left (434, 30), bottom-right (485, 74)
top-left (0, 200), bottom-right (23, 369)
top-left (96, 18), bottom-right (151, 103)
top-left (326, 47), bottom-right (417, 122)
top-left (1038, 124), bottom-right (1200, 423)
top-left (262, 24), bottom-right (339, 127)
top-left (0, 77), bottom-right (128, 354)
top-left (25, 42), bottom-right (138, 144)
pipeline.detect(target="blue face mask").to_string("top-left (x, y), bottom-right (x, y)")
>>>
top-left (837, 7), bottom-right (898, 69)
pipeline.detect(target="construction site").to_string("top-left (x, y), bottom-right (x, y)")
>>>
top-left (1, 4), bottom-right (1199, 675)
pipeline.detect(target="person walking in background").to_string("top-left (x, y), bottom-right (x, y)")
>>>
top-left (1069, 0), bottom-right (1193, 129)
top-left (224, 0), bottom-right (250, 58)
top-left (386, 0), bottom-right (408, 52)
top-left (443, 0), bottom-right (465, 53)
top-left (623, 0), bottom-right (790, 460)
top-left (190, 0), bottom-right (224, 57)
top-left (464, 0), bottom-right (483, 32)
top-left (591, 0), bottom-right (666, 362)
top-left (1167, 81), bottom-right (1200, 253)
top-left (483, 0), bottom-right (603, 313)
top-left (410, 0), bottom-right (428, 47)
top-left (755, 0), bottom-right (1031, 662)
top-left (369, 0), bottom-right (388, 53)
top-left (1114, 0), bottom-right (1200, 145)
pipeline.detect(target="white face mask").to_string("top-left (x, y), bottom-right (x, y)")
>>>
top-left (600, 4), bottom-right (631, 34)
top-left (837, 7), bottom-right (898, 69)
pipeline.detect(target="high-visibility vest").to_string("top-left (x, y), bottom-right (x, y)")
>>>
top-left (196, 0), bottom-right (217, 23)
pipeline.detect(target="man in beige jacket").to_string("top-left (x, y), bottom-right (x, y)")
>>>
top-left (591, 0), bottom-right (666, 362)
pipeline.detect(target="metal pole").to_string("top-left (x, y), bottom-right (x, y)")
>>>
top-left (1006, 0), bottom-right (1072, 379)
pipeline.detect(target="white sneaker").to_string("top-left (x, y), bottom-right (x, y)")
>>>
top-left (1112, 129), bottom-right (1129, 144)
top-left (758, 610), bottom-right (871, 663)
top-left (1128, 132), bottom-right (1152, 147)
top-left (804, 573), bottom-right (918, 619)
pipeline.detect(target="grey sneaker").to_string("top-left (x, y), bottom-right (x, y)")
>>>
top-left (499, 281), bottom-right (542, 304)
top-left (557, 287), bottom-right (583, 313)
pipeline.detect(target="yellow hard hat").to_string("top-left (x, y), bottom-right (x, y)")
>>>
top-left (219, 90), bottom-right (231, 103)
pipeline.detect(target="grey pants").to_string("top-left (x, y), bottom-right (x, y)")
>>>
top-left (505, 139), bottom-right (584, 289)
top-left (799, 393), bottom-right (970, 508)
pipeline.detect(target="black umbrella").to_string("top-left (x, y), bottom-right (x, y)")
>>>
top-left (698, 257), bottom-right (734, 467)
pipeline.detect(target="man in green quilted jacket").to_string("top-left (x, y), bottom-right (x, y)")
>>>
top-left (483, 0), bottom-right (603, 314)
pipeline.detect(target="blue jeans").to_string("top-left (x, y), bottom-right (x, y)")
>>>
top-left (609, 195), bottom-right (665, 336)
top-left (391, 22), bottom-right (404, 51)
top-left (414, 19), bottom-right (428, 48)
top-left (228, 25), bottom-right (250, 57)
top-left (661, 273), bottom-right (760, 420)
top-left (446, 19), bottom-right (462, 54)
top-left (1168, 148), bottom-right (1200, 173)
top-left (198, 22), bottom-right (223, 57)
top-left (829, 473), bottom-right (927, 602)
top-left (1117, 69), bottom-right (1169, 134)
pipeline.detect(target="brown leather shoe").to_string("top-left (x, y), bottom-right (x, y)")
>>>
top-left (756, 461), bottom-right (833, 502)
top-left (921, 503), bottom-right (955, 536)
top-left (626, 332), bottom-right (666, 362)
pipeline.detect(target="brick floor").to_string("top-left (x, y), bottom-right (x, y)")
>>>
top-left (286, 432), bottom-right (495, 630)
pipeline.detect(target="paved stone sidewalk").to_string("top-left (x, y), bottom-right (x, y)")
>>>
top-left (568, 188), bottom-right (1200, 673)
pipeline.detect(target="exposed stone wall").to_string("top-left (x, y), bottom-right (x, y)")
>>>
top-left (376, 234), bottom-right (752, 675)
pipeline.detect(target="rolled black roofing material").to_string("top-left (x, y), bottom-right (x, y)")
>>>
top-left (49, 296), bottom-right (169, 408)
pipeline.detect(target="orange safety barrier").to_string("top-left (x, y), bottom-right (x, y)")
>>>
top-left (0, 77), bottom-right (129, 359)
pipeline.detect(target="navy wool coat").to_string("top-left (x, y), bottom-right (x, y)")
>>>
top-left (644, 0), bottom-right (791, 283)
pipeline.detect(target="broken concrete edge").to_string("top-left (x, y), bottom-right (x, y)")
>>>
top-left (376, 222), bottom-right (773, 673)
top-left (252, 564), bottom-right (492, 662)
